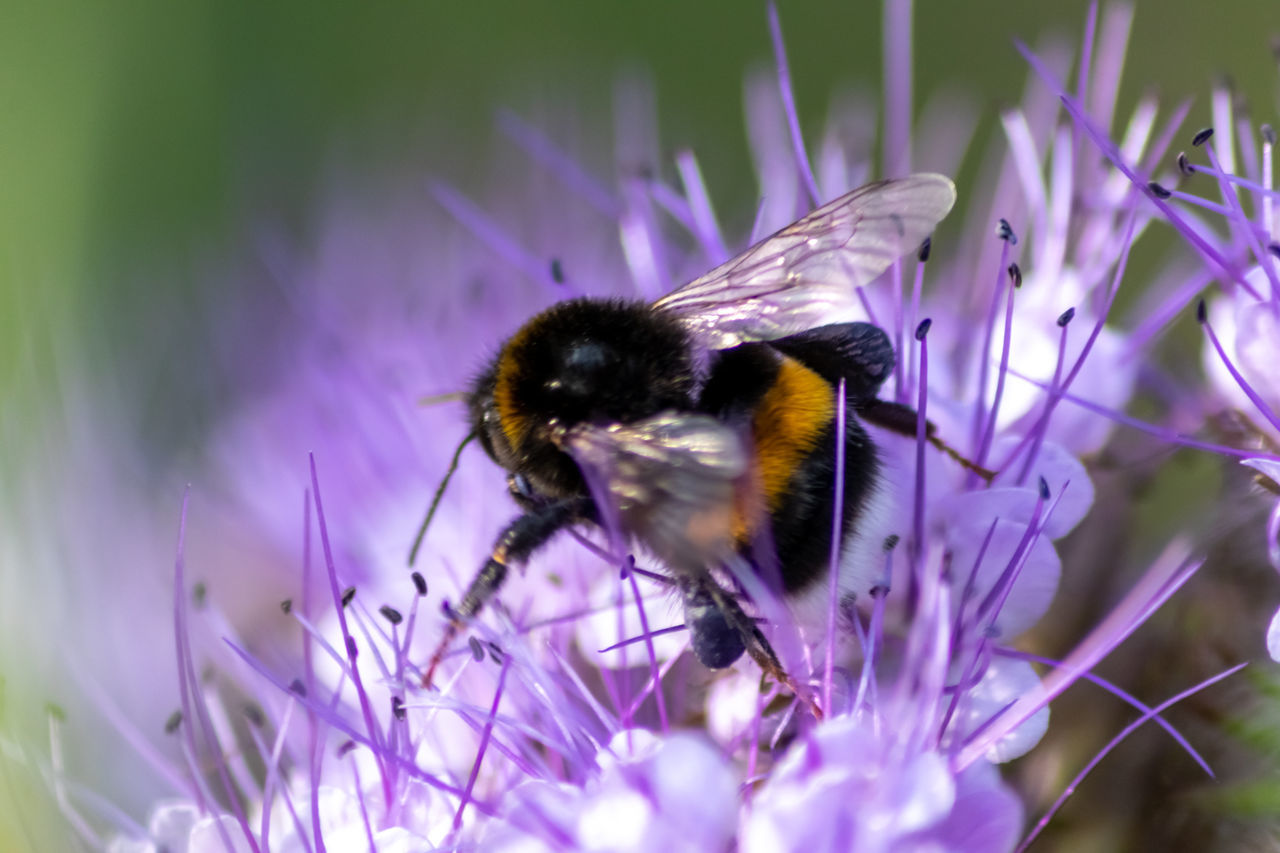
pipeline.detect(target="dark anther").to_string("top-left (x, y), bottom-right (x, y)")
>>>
top-left (164, 710), bottom-right (183, 735)
top-left (1177, 152), bottom-right (1193, 175)
top-left (337, 740), bottom-right (357, 759)
top-left (345, 636), bottom-right (358, 658)
top-left (1268, 243), bottom-right (1280, 260)
top-left (243, 703), bottom-right (265, 728)
top-left (192, 582), bottom-right (207, 609)
top-left (620, 554), bottom-right (635, 580)
top-left (341, 586), bottom-right (356, 608)
top-left (1192, 127), bottom-right (1214, 147)
top-left (441, 600), bottom-right (458, 620)
top-left (289, 678), bottom-right (307, 697)
top-left (918, 236), bottom-right (932, 262)
top-left (280, 598), bottom-right (293, 614)
top-left (935, 552), bottom-right (955, 586)
top-left (1148, 182), bottom-right (1172, 199)
top-left (882, 534), bottom-right (900, 552)
top-left (487, 641), bottom-right (505, 663)
top-left (412, 571), bottom-right (428, 596)
top-left (391, 696), bottom-right (406, 721)
top-left (1057, 307), bottom-right (1076, 327)
top-left (379, 605), bottom-right (404, 626)
top-left (997, 218), bottom-right (1018, 244)
top-left (1264, 124), bottom-right (1277, 146)
top-left (1196, 298), bottom-right (1208, 324)
top-left (1038, 476), bottom-right (1051, 500)
top-left (550, 258), bottom-right (565, 284)
top-left (468, 636), bottom-right (485, 662)
top-left (1007, 262), bottom-right (1022, 288)
top-left (870, 584), bottom-right (891, 598)
top-left (915, 318), bottom-right (932, 341)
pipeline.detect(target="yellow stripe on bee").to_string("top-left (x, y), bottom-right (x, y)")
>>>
top-left (734, 356), bottom-right (835, 542)
top-left (494, 322), bottom-right (537, 451)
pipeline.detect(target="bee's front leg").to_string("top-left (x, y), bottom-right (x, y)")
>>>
top-left (421, 495), bottom-right (596, 687)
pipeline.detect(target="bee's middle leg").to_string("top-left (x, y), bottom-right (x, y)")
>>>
top-left (694, 575), bottom-right (824, 719)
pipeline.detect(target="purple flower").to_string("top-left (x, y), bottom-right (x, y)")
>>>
top-left (67, 4), bottom-right (1259, 852)
top-left (744, 717), bottom-right (1022, 853)
top-left (1042, 34), bottom-right (1280, 661)
top-left (486, 730), bottom-right (739, 852)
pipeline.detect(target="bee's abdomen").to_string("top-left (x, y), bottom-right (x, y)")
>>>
top-left (768, 413), bottom-right (879, 594)
top-left (699, 347), bottom-right (878, 594)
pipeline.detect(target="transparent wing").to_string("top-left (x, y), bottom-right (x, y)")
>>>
top-left (564, 413), bottom-right (747, 574)
top-left (653, 173), bottom-right (956, 349)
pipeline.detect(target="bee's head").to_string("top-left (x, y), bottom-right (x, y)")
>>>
top-left (467, 298), bottom-right (695, 499)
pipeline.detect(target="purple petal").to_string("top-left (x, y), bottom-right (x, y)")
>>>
top-left (990, 438), bottom-right (1095, 538)
top-left (647, 734), bottom-right (739, 850)
top-left (949, 517), bottom-right (1061, 638)
top-left (886, 751), bottom-right (957, 834)
top-left (914, 760), bottom-right (1023, 853)
top-left (950, 657), bottom-right (1050, 763)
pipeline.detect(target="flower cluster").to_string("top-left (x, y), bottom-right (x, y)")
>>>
top-left (1016, 16), bottom-right (1280, 656)
top-left (1107, 87), bottom-right (1280, 659)
top-left (46, 3), bottom-right (1276, 851)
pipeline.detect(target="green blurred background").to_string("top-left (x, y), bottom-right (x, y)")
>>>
top-left (4, 0), bottom-right (1278, 437)
top-left (1, 0), bottom-right (1277, 848)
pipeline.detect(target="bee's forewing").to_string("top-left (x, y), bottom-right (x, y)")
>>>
top-left (565, 413), bottom-right (746, 574)
top-left (654, 173), bottom-right (956, 349)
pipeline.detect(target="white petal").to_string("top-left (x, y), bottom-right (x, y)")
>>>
top-left (1266, 607), bottom-right (1280, 662)
top-left (188, 816), bottom-right (254, 853)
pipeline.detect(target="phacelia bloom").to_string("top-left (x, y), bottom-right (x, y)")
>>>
top-left (1035, 26), bottom-right (1280, 663)
top-left (59, 3), bottom-right (1256, 851)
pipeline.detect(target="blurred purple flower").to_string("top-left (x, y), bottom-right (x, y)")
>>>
top-left (1038, 30), bottom-right (1280, 661)
top-left (744, 718), bottom-right (1022, 853)
top-left (59, 3), bottom-right (1260, 851)
top-left (1178, 116), bottom-right (1280, 662)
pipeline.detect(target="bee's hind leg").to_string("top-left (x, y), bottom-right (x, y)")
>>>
top-left (858, 398), bottom-right (997, 483)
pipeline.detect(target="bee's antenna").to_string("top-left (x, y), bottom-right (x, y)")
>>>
top-left (408, 429), bottom-right (479, 566)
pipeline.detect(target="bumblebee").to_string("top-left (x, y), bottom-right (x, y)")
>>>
top-left (421, 174), bottom-right (958, 692)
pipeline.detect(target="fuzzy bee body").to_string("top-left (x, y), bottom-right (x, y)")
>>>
top-left (700, 327), bottom-right (889, 591)
top-left (423, 174), bottom-right (957, 687)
